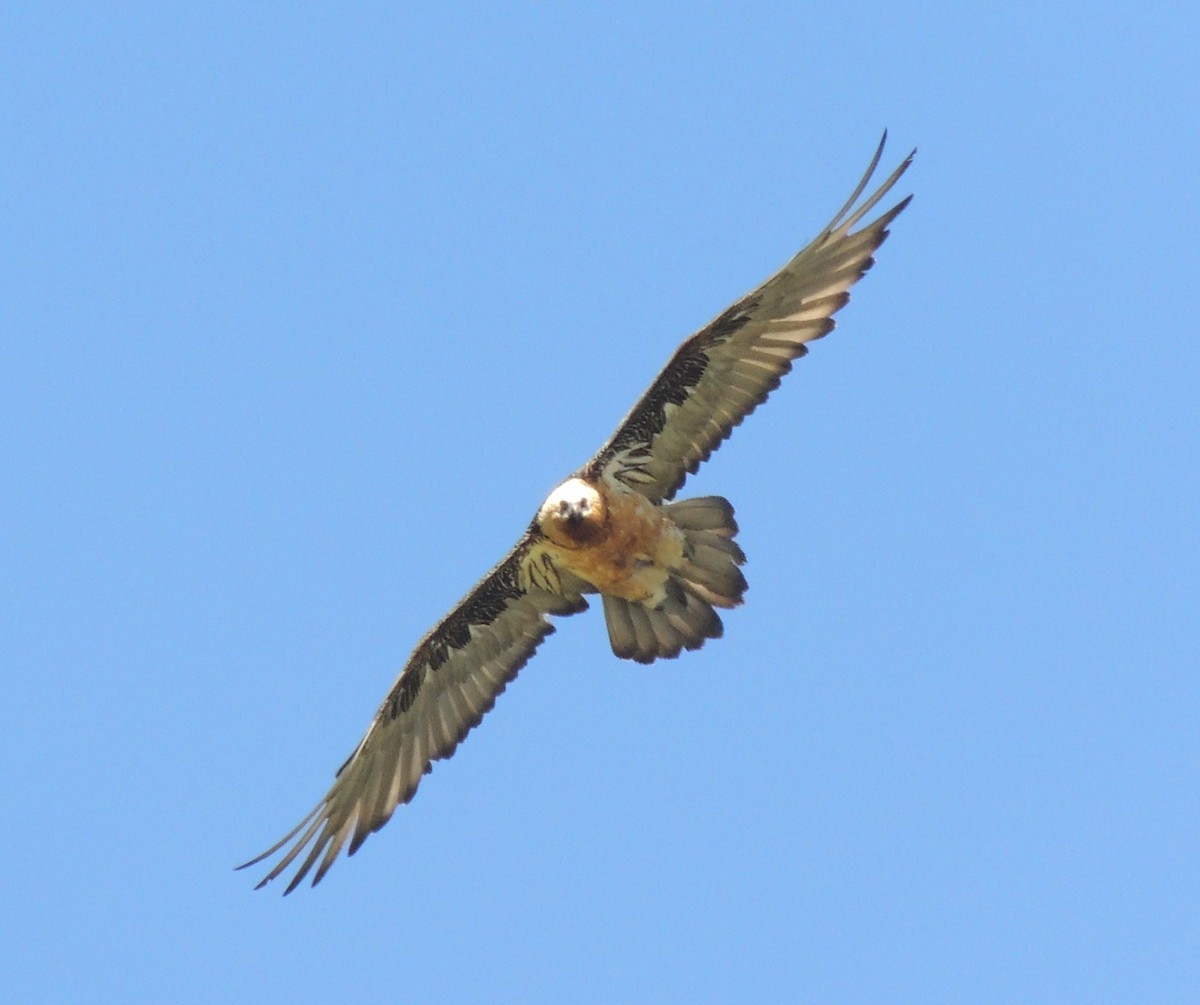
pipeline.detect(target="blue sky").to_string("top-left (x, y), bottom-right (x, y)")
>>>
top-left (3, 4), bottom-right (1197, 1002)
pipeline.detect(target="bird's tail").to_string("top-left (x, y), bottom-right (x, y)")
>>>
top-left (602, 495), bottom-right (747, 664)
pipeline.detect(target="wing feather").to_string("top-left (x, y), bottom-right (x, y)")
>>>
top-left (588, 134), bottom-right (914, 501)
top-left (240, 533), bottom-right (587, 893)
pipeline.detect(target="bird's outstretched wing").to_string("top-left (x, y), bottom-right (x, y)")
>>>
top-left (240, 533), bottom-right (587, 894)
top-left (588, 134), bottom-right (914, 503)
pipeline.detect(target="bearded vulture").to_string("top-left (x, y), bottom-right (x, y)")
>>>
top-left (242, 135), bottom-right (913, 893)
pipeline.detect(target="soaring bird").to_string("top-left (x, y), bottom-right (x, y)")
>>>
top-left (242, 135), bottom-right (913, 893)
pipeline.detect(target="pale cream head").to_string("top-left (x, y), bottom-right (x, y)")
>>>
top-left (537, 477), bottom-right (608, 548)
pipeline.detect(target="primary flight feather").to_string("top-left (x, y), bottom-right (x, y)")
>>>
top-left (242, 135), bottom-right (914, 893)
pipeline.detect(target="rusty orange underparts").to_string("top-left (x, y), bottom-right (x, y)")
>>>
top-left (549, 479), bottom-right (684, 604)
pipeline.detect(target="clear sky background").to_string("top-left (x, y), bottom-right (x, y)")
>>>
top-left (3, 4), bottom-right (1197, 1003)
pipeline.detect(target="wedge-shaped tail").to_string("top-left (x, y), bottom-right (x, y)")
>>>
top-left (602, 495), bottom-right (747, 663)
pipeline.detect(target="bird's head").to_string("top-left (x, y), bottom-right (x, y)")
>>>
top-left (537, 477), bottom-right (607, 548)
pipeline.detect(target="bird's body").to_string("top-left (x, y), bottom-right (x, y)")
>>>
top-left (534, 475), bottom-right (686, 603)
top-left (243, 135), bottom-right (914, 893)
top-left (532, 474), bottom-right (745, 661)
